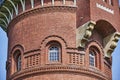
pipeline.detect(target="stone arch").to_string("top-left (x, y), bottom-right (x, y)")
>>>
top-left (95, 19), bottom-right (116, 38)
top-left (93, 20), bottom-right (120, 58)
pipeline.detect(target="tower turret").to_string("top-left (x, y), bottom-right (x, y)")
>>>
top-left (0, 0), bottom-right (120, 80)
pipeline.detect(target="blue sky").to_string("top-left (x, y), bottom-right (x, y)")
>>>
top-left (0, 28), bottom-right (7, 80)
top-left (112, 40), bottom-right (120, 80)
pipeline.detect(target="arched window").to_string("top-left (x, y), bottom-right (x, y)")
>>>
top-left (87, 42), bottom-right (103, 70)
top-left (89, 51), bottom-right (95, 66)
top-left (49, 46), bottom-right (59, 62)
top-left (46, 41), bottom-right (61, 63)
top-left (14, 50), bottom-right (21, 72)
top-left (16, 54), bottom-right (21, 71)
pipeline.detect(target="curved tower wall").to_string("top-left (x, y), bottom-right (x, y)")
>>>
top-left (0, 0), bottom-right (120, 80)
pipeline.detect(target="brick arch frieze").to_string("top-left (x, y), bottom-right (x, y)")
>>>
top-left (40, 35), bottom-right (68, 48)
top-left (85, 40), bottom-right (104, 55)
top-left (9, 44), bottom-right (24, 61)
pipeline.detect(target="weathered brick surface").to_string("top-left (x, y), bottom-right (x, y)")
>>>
top-left (90, 0), bottom-right (120, 31)
top-left (6, 0), bottom-right (120, 80)
top-left (23, 73), bottom-right (102, 80)
top-left (8, 8), bottom-right (76, 53)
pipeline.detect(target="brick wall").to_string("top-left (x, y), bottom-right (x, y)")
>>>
top-left (6, 0), bottom-right (120, 80)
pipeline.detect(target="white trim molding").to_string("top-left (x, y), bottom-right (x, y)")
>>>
top-left (0, 12), bottom-right (10, 23)
top-left (8, 0), bottom-right (18, 15)
top-left (96, 3), bottom-right (114, 14)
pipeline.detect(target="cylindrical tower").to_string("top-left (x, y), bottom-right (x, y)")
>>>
top-left (0, 0), bottom-right (120, 80)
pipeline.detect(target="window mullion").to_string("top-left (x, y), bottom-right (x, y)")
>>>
top-left (49, 46), bottom-right (59, 62)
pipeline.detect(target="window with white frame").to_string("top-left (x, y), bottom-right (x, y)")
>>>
top-left (89, 51), bottom-right (95, 66)
top-left (49, 46), bottom-right (59, 62)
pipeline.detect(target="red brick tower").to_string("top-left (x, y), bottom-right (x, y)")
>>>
top-left (0, 0), bottom-right (120, 80)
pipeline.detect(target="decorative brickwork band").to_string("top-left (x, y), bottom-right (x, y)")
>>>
top-left (9, 65), bottom-right (110, 80)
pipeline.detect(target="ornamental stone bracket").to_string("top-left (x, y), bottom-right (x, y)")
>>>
top-left (76, 21), bottom-right (96, 48)
top-left (103, 32), bottom-right (120, 58)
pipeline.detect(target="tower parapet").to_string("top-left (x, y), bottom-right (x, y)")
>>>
top-left (0, 0), bottom-right (76, 31)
